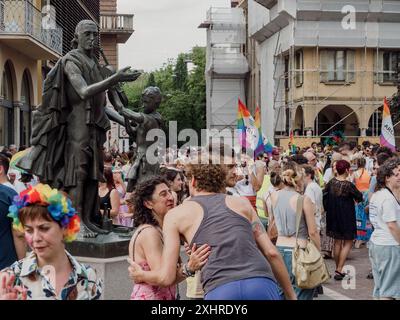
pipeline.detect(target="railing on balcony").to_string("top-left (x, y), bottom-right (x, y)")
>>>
top-left (0, 0), bottom-right (62, 55)
top-left (100, 14), bottom-right (134, 32)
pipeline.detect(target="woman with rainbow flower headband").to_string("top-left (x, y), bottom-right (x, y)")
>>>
top-left (0, 184), bottom-right (103, 300)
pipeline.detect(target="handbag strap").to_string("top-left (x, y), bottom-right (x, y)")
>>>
top-left (294, 195), bottom-right (304, 243)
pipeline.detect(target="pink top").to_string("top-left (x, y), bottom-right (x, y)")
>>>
top-left (130, 261), bottom-right (176, 300)
top-left (130, 226), bottom-right (176, 300)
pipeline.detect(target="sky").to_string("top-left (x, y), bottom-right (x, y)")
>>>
top-left (117, 0), bottom-right (230, 72)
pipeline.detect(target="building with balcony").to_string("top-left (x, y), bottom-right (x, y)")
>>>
top-left (50, 0), bottom-right (100, 57)
top-left (99, 0), bottom-right (134, 152)
top-left (100, 0), bottom-right (133, 68)
top-left (246, 0), bottom-right (400, 146)
top-left (0, 0), bottom-right (62, 148)
top-left (199, 6), bottom-right (249, 134)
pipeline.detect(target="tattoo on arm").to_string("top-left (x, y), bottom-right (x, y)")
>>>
top-left (252, 221), bottom-right (266, 238)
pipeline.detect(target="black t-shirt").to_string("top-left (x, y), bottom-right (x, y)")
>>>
top-left (0, 184), bottom-right (18, 270)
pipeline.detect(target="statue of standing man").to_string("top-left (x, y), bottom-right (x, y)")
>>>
top-left (17, 20), bottom-right (140, 236)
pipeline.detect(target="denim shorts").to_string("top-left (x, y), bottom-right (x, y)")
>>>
top-left (277, 246), bottom-right (316, 300)
top-left (369, 242), bottom-right (400, 299)
top-left (204, 277), bottom-right (281, 300)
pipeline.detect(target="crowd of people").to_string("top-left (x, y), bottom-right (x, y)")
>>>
top-left (0, 139), bottom-right (399, 300)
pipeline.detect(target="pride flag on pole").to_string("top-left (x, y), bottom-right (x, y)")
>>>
top-left (380, 97), bottom-right (396, 152)
top-left (254, 106), bottom-right (273, 154)
top-left (237, 99), bottom-right (261, 157)
top-left (254, 106), bottom-right (265, 156)
top-left (290, 130), bottom-right (297, 154)
top-left (237, 98), bottom-right (252, 149)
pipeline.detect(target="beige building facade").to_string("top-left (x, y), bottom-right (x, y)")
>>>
top-left (0, 0), bottom-right (62, 148)
top-left (244, 0), bottom-right (400, 145)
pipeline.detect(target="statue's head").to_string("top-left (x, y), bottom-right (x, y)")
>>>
top-left (71, 20), bottom-right (98, 52)
top-left (142, 86), bottom-right (162, 113)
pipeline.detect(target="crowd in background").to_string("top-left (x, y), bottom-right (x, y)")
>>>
top-left (1, 139), bottom-right (399, 300)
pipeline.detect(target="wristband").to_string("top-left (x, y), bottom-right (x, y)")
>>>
top-left (182, 263), bottom-right (195, 277)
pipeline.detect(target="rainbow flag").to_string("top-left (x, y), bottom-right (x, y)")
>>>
top-left (254, 106), bottom-right (273, 154)
top-left (254, 106), bottom-right (265, 157)
top-left (237, 98), bottom-right (252, 149)
top-left (290, 130), bottom-right (297, 154)
top-left (380, 97), bottom-right (396, 152)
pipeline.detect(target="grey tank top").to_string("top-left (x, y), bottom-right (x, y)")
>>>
top-left (190, 194), bottom-right (276, 294)
top-left (273, 189), bottom-right (308, 240)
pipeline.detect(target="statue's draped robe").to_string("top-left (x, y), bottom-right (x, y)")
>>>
top-left (17, 50), bottom-right (110, 227)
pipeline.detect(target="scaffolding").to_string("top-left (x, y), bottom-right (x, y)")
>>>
top-left (271, 29), bottom-right (398, 140)
top-left (201, 7), bottom-right (249, 132)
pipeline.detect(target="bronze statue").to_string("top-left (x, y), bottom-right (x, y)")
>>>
top-left (112, 87), bottom-right (163, 192)
top-left (17, 20), bottom-right (140, 236)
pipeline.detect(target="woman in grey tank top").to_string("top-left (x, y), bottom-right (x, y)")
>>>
top-left (270, 164), bottom-right (321, 300)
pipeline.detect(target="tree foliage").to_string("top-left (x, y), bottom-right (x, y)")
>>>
top-left (123, 47), bottom-right (206, 145)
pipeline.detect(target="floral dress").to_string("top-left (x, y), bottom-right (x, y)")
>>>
top-left (1, 251), bottom-right (103, 300)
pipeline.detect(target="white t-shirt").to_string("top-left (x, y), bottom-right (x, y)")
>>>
top-left (365, 157), bottom-right (374, 175)
top-left (305, 181), bottom-right (323, 230)
top-left (323, 168), bottom-right (333, 184)
top-left (369, 188), bottom-right (400, 246)
top-left (234, 162), bottom-right (264, 197)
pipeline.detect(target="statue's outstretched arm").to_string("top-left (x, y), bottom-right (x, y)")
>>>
top-left (107, 89), bottom-right (144, 124)
top-left (119, 107), bottom-right (144, 124)
top-left (105, 107), bottom-right (125, 126)
top-left (64, 62), bottom-right (138, 101)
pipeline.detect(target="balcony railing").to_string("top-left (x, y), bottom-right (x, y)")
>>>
top-left (100, 14), bottom-right (134, 32)
top-left (0, 0), bottom-right (62, 55)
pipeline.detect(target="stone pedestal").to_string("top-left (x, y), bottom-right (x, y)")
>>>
top-left (66, 232), bottom-right (133, 300)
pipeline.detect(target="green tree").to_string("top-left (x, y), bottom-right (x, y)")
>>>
top-left (173, 53), bottom-right (188, 91)
top-left (123, 47), bottom-right (206, 146)
top-left (146, 72), bottom-right (157, 87)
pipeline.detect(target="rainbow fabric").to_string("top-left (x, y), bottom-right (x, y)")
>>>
top-left (8, 184), bottom-right (80, 242)
top-left (290, 130), bottom-right (297, 154)
top-left (380, 97), bottom-right (396, 152)
top-left (237, 98), bottom-right (252, 149)
top-left (9, 149), bottom-right (29, 173)
top-left (238, 99), bottom-right (274, 157)
top-left (254, 106), bottom-right (273, 154)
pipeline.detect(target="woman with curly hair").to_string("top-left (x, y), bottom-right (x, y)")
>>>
top-left (128, 176), bottom-right (210, 300)
top-left (0, 184), bottom-right (102, 300)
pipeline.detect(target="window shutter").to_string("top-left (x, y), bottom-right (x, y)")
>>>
top-left (346, 50), bottom-right (355, 82)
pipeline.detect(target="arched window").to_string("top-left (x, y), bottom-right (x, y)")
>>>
top-left (20, 70), bottom-right (32, 147)
top-left (0, 61), bottom-right (14, 146)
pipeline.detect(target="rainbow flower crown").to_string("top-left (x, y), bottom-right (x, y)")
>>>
top-left (8, 184), bottom-right (80, 242)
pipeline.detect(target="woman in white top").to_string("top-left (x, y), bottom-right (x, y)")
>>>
top-left (368, 158), bottom-right (400, 300)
